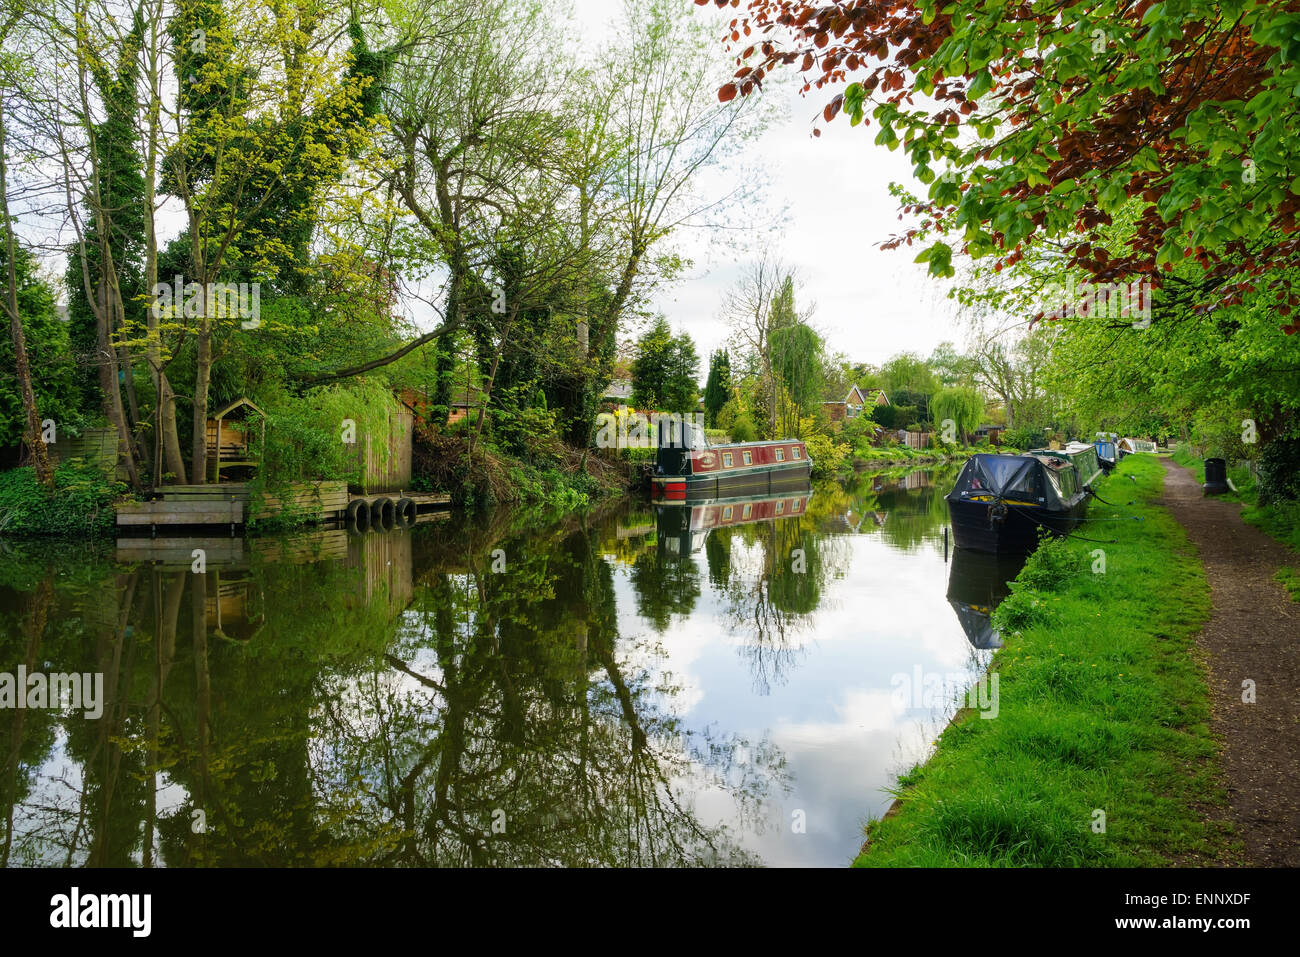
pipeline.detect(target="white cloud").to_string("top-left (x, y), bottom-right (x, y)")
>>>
top-left (569, 0), bottom-right (965, 372)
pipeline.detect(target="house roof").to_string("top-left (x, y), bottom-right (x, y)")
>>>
top-left (825, 385), bottom-right (889, 406)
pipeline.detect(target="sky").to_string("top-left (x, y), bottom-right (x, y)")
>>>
top-left (571, 0), bottom-right (967, 374)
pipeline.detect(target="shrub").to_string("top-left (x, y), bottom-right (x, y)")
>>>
top-left (729, 415), bottom-right (758, 443)
top-left (1016, 534), bottom-right (1085, 592)
top-left (253, 378), bottom-right (397, 489)
top-left (0, 462), bottom-right (125, 537)
top-left (489, 401), bottom-right (564, 466)
top-left (1257, 435), bottom-right (1300, 505)
top-left (805, 432), bottom-right (850, 477)
top-left (1003, 425), bottom-right (1048, 450)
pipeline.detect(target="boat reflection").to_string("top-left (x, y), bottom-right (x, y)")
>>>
top-left (655, 489), bottom-right (814, 557)
top-left (945, 547), bottom-right (1028, 649)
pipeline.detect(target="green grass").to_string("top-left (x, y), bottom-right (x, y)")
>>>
top-left (1276, 567), bottom-right (1300, 603)
top-left (854, 455), bottom-right (1229, 866)
top-left (1242, 500), bottom-right (1300, 552)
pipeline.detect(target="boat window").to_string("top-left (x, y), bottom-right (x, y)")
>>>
top-left (1007, 468), bottom-right (1039, 496)
top-left (722, 506), bottom-right (733, 520)
top-left (775, 448), bottom-right (785, 461)
top-left (792, 447), bottom-right (801, 459)
top-left (743, 504), bottom-right (752, 518)
top-left (742, 451), bottom-right (753, 465)
top-left (722, 452), bottom-right (733, 467)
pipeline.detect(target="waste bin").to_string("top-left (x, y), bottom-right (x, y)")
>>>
top-left (1203, 458), bottom-right (1229, 495)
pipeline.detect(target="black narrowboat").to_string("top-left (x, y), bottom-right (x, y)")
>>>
top-left (1094, 432), bottom-right (1118, 473)
top-left (945, 444), bottom-right (1101, 554)
top-left (651, 422), bottom-right (813, 502)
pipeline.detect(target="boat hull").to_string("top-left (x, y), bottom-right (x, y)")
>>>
top-left (651, 461), bottom-right (812, 502)
top-left (946, 496), bottom-right (1086, 554)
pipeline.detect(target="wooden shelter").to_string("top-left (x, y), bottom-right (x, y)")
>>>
top-left (207, 397), bottom-right (265, 482)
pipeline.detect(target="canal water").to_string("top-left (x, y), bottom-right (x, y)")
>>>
top-left (0, 465), bottom-right (1022, 867)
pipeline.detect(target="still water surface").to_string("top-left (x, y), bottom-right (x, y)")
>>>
top-left (0, 465), bottom-right (1021, 866)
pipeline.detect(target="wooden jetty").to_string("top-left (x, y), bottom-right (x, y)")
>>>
top-left (115, 480), bottom-right (450, 531)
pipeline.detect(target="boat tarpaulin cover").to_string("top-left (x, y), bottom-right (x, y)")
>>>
top-left (947, 453), bottom-right (1076, 511)
top-left (948, 454), bottom-right (1034, 496)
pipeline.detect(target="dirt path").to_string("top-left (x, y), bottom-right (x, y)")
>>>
top-left (1159, 457), bottom-right (1300, 866)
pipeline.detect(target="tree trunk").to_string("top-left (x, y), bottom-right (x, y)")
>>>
top-left (159, 375), bottom-right (186, 483)
top-left (97, 266), bottom-right (141, 491)
top-left (192, 315), bottom-right (211, 484)
top-left (0, 101), bottom-right (53, 488)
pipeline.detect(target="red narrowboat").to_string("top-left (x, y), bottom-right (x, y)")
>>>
top-left (650, 422), bottom-right (813, 502)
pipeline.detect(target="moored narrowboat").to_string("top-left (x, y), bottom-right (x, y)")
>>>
top-left (1118, 437), bottom-right (1158, 458)
top-left (651, 422), bottom-right (813, 502)
top-left (1095, 432), bottom-right (1118, 473)
top-left (945, 444), bottom-right (1100, 554)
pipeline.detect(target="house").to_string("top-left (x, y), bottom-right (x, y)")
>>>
top-left (822, 385), bottom-right (889, 423)
top-left (398, 386), bottom-right (485, 427)
top-left (601, 377), bottom-right (634, 406)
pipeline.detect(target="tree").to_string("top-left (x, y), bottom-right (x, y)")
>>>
top-left (928, 341), bottom-right (969, 388)
top-left (665, 331), bottom-right (700, 413)
top-left (703, 349), bottom-right (731, 427)
top-left (770, 320), bottom-right (823, 435)
top-left (931, 386), bottom-right (983, 444)
top-left (162, 0), bottom-right (386, 482)
top-left (0, 247), bottom-right (78, 452)
top-left (631, 317), bottom-right (697, 412)
top-left (314, 0), bottom-right (768, 446)
top-left (708, 0), bottom-right (1300, 333)
top-left (0, 8), bottom-right (52, 488)
top-left (724, 257), bottom-right (815, 434)
top-left (879, 353), bottom-right (937, 399)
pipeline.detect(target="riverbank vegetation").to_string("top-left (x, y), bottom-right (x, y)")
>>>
top-left (857, 455), bottom-right (1225, 866)
top-left (0, 0), bottom-right (775, 527)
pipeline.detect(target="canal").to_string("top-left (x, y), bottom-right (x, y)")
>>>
top-left (0, 465), bottom-right (1023, 867)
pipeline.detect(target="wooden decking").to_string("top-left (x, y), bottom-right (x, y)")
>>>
top-left (115, 481), bottom-right (451, 529)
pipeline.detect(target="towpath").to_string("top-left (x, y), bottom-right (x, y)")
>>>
top-left (1160, 458), bottom-right (1300, 865)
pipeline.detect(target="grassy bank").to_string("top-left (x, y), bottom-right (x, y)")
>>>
top-left (856, 454), bottom-right (1227, 866)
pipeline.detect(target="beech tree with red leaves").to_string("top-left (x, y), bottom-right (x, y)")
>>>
top-left (700, 0), bottom-right (1300, 332)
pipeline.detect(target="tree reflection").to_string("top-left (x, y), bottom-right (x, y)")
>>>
top-left (0, 512), bottom-right (785, 867)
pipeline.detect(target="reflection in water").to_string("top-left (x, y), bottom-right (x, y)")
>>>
top-left (1, 464), bottom-right (999, 867)
top-left (945, 548), bottom-right (1029, 649)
